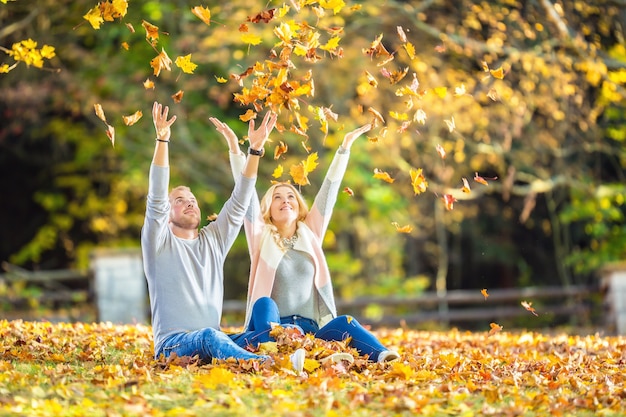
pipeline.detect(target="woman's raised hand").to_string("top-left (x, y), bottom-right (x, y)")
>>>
top-left (341, 123), bottom-right (372, 150)
top-left (247, 111), bottom-right (278, 151)
top-left (209, 117), bottom-right (239, 153)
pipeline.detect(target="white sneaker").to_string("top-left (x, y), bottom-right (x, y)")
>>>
top-left (290, 348), bottom-right (305, 373)
top-left (377, 350), bottom-right (400, 363)
top-left (320, 352), bottom-right (354, 364)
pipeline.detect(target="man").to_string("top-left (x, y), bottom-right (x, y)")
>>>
top-left (141, 101), bottom-right (277, 364)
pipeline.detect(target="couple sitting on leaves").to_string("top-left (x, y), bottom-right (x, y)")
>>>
top-left (142, 102), bottom-right (400, 373)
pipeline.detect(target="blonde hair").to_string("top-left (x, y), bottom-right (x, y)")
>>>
top-left (260, 183), bottom-right (309, 250)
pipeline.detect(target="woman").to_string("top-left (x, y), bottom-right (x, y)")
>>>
top-left (211, 117), bottom-right (400, 364)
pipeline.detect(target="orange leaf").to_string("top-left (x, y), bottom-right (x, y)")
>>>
top-left (122, 110), bottom-right (142, 126)
top-left (142, 20), bottom-right (159, 44)
top-left (474, 172), bottom-right (498, 185)
top-left (274, 141), bottom-right (288, 159)
top-left (150, 48), bottom-right (172, 76)
top-left (239, 109), bottom-right (257, 122)
top-left (392, 222), bottom-right (413, 234)
top-left (373, 168), bottom-right (394, 183)
top-left (191, 6), bottom-right (211, 25)
top-left (521, 301), bottom-right (539, 316)
top-left (171, 90), bottom-right (184, 103)
top-left (489, 322), bottom-right (502, 335)
top-left (343, 187), bottom-right (354, 196)
top-left (490, 66), bottom-right (505, 79)
top-left (481, 289), bottom-right (489, 300)
top-left (441, 194), bottom-right (456, 210)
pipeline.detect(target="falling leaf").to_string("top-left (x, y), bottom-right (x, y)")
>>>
top-left (396, 26), bottom-right (407, 43)
top-left (150, 48), bottom-right (172, 76)
top-left (343, 187), bottom-right (354, 196)
top-left (489, 322), bottom-right (503, 335)
top-left (122, 110), bottom-right (142, 126)
top-left (474, 172), bottom-right (498, 185)
top-left (365, 71), bottom-right (378, 88)
top-left (481, 289), bottom-right (489, 300)
top-left (274, 141), bottom-right (288, 159)
top-left (373, 168), bottom-right (394, 183)
top-left (272, 165), bottom-right (284, 179)
top-left (521, 301), bottom-right (539, 316)
top-left (403, 42), bottom-right (416, 60)
top-left (367, 107), bottom-right (385, 127)
top-left (414, 109), bottom-right (427, 125)
top-left (290, 153), bottom-right (319, 186)
top-left (121, 42), bottom-right (129, 50)
top-left (461, 178), bottom-right (471, 193)
top-left (206, 213), bottom-right (218, 222)
top-left (215, 75), bottom-right (228, 83)
top-left (433, 86), bottom-right (447, 98)
top-left (247, 8), bottom-right (276, 23)
top-left (409, 168), bottom-right (428, 195)
top-left (392, 222), bottom-right (413, 233)
top-left (241, 33), bottom-right (263, 45)
top-left (143, 78), bottom-right (155, 89)
top-left (171, 90), bottom-right (184, 103)
top-left (191, 6), bottom-right (211, 25)
top-left (94, 103), bottom-right (107, 123)
top-left (142, 20), bottom-right (159, 44)
top-left (487, 88), bottom-right (500, 101)
top-left (441, 194), bottom-right (456, 210)
top-left (435, 144), bottom-right (446, 159)
top-left (175, 54), bottom-right (198, 74)
top-left (454, 84), bottom-right (466, 96)
top-left (239, 109), bottom-right (257, 122)
top-left (490, 66), bottom-right (505, 79)
top-left (444, 117), bottom-right (455, 132)
top-left (106, 124), bottom-right (115, 147)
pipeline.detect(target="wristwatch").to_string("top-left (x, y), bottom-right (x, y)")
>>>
top-left (248, 147), bottom-right (265, 156)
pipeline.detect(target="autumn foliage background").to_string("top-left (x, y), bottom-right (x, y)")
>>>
top-left (2, 0), bottom-right (626, 415)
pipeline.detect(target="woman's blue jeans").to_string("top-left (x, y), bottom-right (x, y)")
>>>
top-left (157, 326), bottom-right (269, 363)
top-left (233, 297), bottom-right (388, 362)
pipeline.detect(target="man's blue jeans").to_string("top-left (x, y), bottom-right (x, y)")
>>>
top-left (233, 296), bottom-right (388, 362)
top-left (157, 326), bottom-right (269, 363)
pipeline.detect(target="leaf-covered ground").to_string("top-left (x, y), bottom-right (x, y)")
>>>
top-left (1, 320), bottom-right (625, 416)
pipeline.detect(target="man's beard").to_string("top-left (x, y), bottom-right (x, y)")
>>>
top-left (170, 215), bottom-right (200, 230)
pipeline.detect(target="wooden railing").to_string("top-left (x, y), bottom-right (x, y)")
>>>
top-left (224, 285), bottom-right (597, 328)
top-left (0, 260), bottom-right (599, 330)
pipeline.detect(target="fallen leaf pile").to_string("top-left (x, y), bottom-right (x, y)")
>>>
top-left (1, 319), bottom-right (625, 416)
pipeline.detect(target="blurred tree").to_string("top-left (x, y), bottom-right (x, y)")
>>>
top-left (0, 0), bottom-right (624, 305)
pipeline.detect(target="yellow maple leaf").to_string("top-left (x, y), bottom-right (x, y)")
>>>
top-left (320, 36), bottom-right (341, 52)
top-left (409, 168), bottom-right (428, 195)
top-left (433, 86), bottom-right (447, 98)
top-left (290, 153), bottom-right (319, 186)
top-left (241, 33), bottom-right (263, 45)
top-left (175, 54), bottom-right (198, 74)
top-left (272, 165), bottom-right (284, 178)
top-left (83, 6), bottom-right (104, 29)
top-left (319, 0), bottom-right (346, 14)
top-left (239, 109), bottom-right (257, 122)
top-left (302, 152), bottom-right (319, 173)
top-left (215, 75), bottom-right (228, 83)
top-left (403, 42), bottom-right (416, 60)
